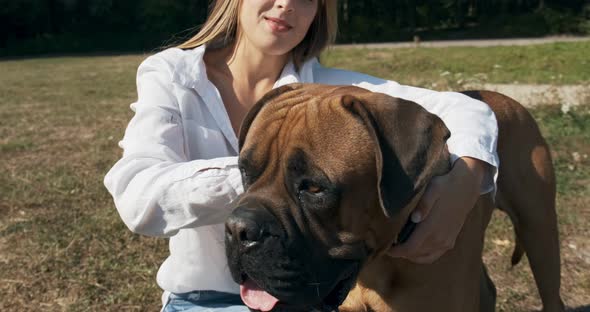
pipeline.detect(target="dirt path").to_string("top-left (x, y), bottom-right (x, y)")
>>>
top-left (334, 36), bottom-right (590, 49)
top-left (467, 83), bottom-right (589, 108)
top-left (334, 36), bottom-right (590, 108)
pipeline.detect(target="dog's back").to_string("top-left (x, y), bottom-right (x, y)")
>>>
top-left (463, 90), bottom-right (564, 312)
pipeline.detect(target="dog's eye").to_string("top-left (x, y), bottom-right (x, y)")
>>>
top-left (298, 180), bottom-right (324, 194)
top-left (307, 185), bottom-right (323, 194)
top-left (296, 178), bottom-right (339, 211)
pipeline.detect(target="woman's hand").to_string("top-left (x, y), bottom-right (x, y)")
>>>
top-left (386, 157), bottom-right (490, 264)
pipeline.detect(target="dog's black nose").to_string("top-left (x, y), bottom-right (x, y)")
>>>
top-left (225, 205), bottom-right (269, 247)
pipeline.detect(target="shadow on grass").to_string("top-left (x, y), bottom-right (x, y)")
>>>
top-left (0, 48), bottom-right (162, 62)
top-left (0, 31), bottom-right (182, 61)
top-left (567, 305), bottom-right (590, 312)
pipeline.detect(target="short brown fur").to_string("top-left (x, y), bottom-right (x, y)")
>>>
top-left (237, 85), bottom-right (564, 312)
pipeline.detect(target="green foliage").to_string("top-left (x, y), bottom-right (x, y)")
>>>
top-left (0, 0), bottom-right (589, 56)
top-left (580, 4), bottom-right (590, 34)
top-left (540, 8), bottom-right (583, 33)
top-left (0, 0), bottom-right (209, 55)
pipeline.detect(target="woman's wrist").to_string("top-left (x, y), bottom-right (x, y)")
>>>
top-left (453, 157), bottom-right (490, 192)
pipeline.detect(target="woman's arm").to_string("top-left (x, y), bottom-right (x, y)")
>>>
top-left (104, 55), bottom-right (243, 238)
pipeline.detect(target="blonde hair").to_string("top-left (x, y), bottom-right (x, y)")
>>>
top-left (177, 0), bottom-right (338, 69)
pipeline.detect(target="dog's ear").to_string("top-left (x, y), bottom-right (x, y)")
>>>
top-left (238, 84), bottom-right (304, 151)
top-left (342, 91), bottom-right (451, 217)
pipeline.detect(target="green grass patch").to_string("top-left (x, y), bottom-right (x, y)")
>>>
top-left (533, 106), bottom-right (590, 196)
top-left (1, 48), bottom-right (589, 311)
top-left (322, 41), bottom-right (590, 88)
top-left (0, 139), bottom-right (34, 153)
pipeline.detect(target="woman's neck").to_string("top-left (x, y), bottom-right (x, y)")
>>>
top-left (227, 39), bottom-right (290, 88)
top-left (203, 39), bottom-right (291, 135)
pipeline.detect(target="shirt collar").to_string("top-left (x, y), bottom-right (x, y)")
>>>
top-left (172, 45), bottom-right (317, 153)
top-left (272, 56), bottom-right (319, 87)
top-left (172, 45), bottom-right (208, 90)
top-left (272, 60), bottom-right (301, 88)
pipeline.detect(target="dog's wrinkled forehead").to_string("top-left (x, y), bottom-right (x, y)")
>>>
top-left (239, 84), bottom-right (376, 182)
top-left (239, 84), bottom-right (371, 149)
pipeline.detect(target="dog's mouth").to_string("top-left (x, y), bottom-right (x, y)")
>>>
top-left (239, 265), bottom-right (359, 312)
top-left (240, 278), bottom-right (279, 311)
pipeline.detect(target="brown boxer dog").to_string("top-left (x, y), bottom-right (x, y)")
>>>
top-left (225, 83), bottom-right (564, 312)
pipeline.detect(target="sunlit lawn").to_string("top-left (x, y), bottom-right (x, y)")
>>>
top-left (1, 42), bottom-right (589, 311)
top-left (323, 41), bottom-right (590, 89)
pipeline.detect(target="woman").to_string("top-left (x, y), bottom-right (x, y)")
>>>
top-left (104, 0), bottom-right (498, 311)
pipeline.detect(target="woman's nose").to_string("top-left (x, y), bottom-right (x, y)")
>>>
top-left (275, 0), bottom-right (296, 13)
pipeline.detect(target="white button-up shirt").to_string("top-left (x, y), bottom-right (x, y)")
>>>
top-left (104, 45), bottom-right (498, 296)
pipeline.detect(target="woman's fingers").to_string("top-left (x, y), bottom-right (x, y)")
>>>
top-left (387, 219), bottom-right (431, 259)
top-left (411, 177), bottom-right (442, 222)
top-left (386, 174), bottom-right (459, 263)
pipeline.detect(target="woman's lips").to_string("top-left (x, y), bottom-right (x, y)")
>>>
top-left (265, 17), bottom-right (292, 32)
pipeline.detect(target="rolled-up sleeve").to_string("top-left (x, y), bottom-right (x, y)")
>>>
top-left (104, 55), bottom-right (243, 237)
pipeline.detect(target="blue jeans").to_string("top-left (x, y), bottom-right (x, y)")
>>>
top-left (163, 290), bottom-right (250, 312)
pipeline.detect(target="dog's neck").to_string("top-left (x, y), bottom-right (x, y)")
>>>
top-left (340, 191), bottom-right (428, 312)
top-left (368, 187), bottom-right (426, 258)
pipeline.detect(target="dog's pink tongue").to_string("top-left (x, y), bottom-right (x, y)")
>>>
top-left (240, 279), bottom-right (279, 312)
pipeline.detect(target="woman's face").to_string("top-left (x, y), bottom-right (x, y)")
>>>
top-left (238, 0), bottom-right (319, 56)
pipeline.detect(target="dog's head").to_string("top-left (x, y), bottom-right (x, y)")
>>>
top-left (225, 83), bottom-right (450, 311)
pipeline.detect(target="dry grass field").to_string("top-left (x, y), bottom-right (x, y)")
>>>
top-left (1, 42), bottom-right (589, 311)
